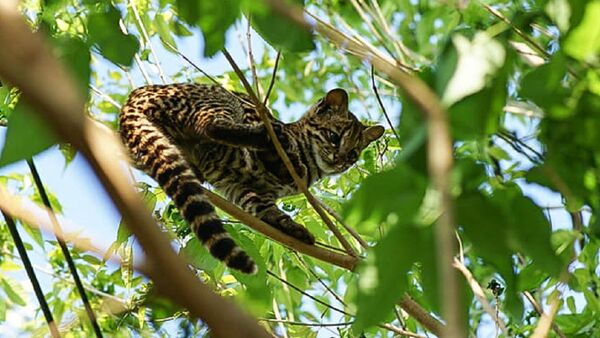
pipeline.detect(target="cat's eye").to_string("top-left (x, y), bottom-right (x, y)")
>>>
top-left (328, 131), bottom-right (340, 145)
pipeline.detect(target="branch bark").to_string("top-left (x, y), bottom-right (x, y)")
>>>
top-left (0, 7), bottom-right (270, 338)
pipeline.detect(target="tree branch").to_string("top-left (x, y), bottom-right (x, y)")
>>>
top-left (263, 51), bottom-right (281, 106)
top-left (453, 258), bottom-right (508, 336)
top-left (0, 7), bottom-right (270, 338)
top-left (205, 190), bottom-right (358, 270)
top-left (222, 48), bottom-right (358, 257)
top-left (524, 291), bottom-right (567, 338)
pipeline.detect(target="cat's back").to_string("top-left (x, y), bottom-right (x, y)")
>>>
top-left (122, 83), bottom-right (246, 124)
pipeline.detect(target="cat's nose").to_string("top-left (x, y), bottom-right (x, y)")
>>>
top-left (342, 150), bottom-right (358, 163)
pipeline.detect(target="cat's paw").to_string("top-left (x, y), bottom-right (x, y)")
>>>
top-left (269, 216), bottom-right (315, 245)
top-left (269, 123), bottom-right (290, 149)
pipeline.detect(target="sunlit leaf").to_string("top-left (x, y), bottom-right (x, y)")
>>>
top-left (0, 100), bottom-right (57, 167)
top-left (0, 277), bottom-right (26, 306)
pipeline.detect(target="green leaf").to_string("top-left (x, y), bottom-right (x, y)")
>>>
top-left (343, 164), bottom-right (427, 235)
top-left (0, 277), bottom-right (26, 306)
top-left (353, 225), bottom-right (428, 331)
top-left (0, 298), bottom-right (5, 321)
top-left (563, 1), bottom-right (600, 62)
top-left (456, 192), bottom-right (520, 316)
top-left (0, 100), bottom-right (57, 167)
top-left (155, 13), bottom-right (177, 52)
top-left (496, 189), bottom-right (562, 276)
top-left (227, 227), bottom-right (270, 315)
top-left (51, 36), bottom-right (91, 99)
top-left (520, 53), bottom-right (570, 118)
top-left (88, 5), bottom-right (139, 66)
top-left (175, 0), bottom-right (241, 57)
top-left (19, 220), bottom-right (44, 249)
top-left (247, 0), bottom-right (315, 53)
top-left (180, 239), bottom-right (218, 271)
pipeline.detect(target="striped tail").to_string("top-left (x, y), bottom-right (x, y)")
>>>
top-left (119, 103), bottom-right (257, 274)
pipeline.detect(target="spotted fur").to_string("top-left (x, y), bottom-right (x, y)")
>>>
top-left (119, 84), bottom-right (384, 273)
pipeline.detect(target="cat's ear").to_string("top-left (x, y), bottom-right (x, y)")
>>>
top-left (363, 125), bottom-right (385, 143)
top-left (322, 88), bottom-right (349, 115)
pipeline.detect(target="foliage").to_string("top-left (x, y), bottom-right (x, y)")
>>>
top-left (0, 0), bottom-right (599, 337)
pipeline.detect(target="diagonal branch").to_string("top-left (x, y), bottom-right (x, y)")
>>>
top-left (27, 159), bottom-right (103, 338)
top-left (2, 212), bottom-right (61, 338)
top-left (222, 48), bottom-right (358, 257)
top-left (0, 7), bottom-right (270, 338)
top-left (453, 258), bottom-right (509, 336)
top-left (205, 190), bottom-right (358, 270)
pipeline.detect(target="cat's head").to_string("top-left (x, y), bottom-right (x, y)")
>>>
top-left (304, 88), bottom-right (384, 174)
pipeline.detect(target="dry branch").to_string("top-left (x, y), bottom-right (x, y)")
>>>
top-left (205, 190), bottom-right (358, 270)
top-left (453, 258), bottom-right (509, 336)
top-left (0, 7), bottom-right (270, 338)
top-left (0, 186), bottom-right (148, 273)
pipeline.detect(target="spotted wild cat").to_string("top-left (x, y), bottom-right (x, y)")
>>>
top-left (119, 84), bottom-right (384, 273)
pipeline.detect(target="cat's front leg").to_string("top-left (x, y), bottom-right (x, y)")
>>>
top-left (234, 191), bottom-right (315, 244)
top-left (204, 120), bottom-right (289, 150)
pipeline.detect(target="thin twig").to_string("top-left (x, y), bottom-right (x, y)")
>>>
top-left (162, 41), bottom-right (219, 84)
top-left (246, 17), bottom-right (261, 98)
top-left (348, 0), bottom-right (401, 67)
top-left (27, 159), bottom-right (104, 338)
top-left (368, 0), bottom-right (413, 64)
top-left (1, 212), bottom-right (61, 338)
top-left (524, 291), bottom-right (567, 338)
top-left (478, 1), bottom-right (549, 58)
top-left (453, 258), bottom-right (509, 336)
top-left (314, 198), bottom-right (368, 250)
top-left (133, 54), bottom-right (152, 84)
top-left (90, 85), bottom-right (121, 109)
top-left (378, 323), bottom-right (427, 338)
top-left (294, 253), bottom-right (347, 306)
top-left (263, 51), bottom-right (281, 106)
top-left (371, 65), bottom-right (400, 143)
top-left (259, 318), bottom-right (353, 327)
top-left (221, 48), bottom-right (358, 257)
top-left (271, 298), bottom-right (289, 338)
top-left (266, 270), bottom-right (351, 316)
top-left (129, 0), bottom-right (167, 83)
